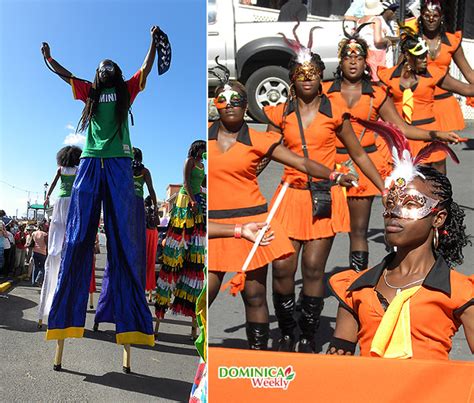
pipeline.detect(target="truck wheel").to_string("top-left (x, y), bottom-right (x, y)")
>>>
top-left (245, 66), bottom-right (290, 123)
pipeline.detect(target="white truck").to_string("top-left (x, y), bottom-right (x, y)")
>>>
top-left (208, 0), bottom-right (348, 121)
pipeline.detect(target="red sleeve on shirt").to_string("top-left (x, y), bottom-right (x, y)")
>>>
top-left (126, 70), bottom-right (144, 105)
top-left (70, 78), bottom-right (92, 102)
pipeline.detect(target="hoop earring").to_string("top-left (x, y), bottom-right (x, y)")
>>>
top-left (289, 83), bottom-right (296, 100)
top-left (432, 228), bottom-right (439, 249)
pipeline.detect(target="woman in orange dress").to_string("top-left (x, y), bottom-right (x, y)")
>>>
top-left (417, 0), bottom-right (474, 173)
top-left (208, 63), bottom-right (357, 350)
top-left (378, 27), bottom-right (474, 174)
top-left (326, 28), bottom-right (460, 273)
top-left (328, 120), bottom-right (473, 360)
top-left (263, 26), bottom-right (384, 353)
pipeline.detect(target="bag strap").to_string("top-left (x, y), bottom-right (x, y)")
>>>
top-left (356, 94), bottom-right (374, 144)
top-left (294, 100), bottom-right (314, 186)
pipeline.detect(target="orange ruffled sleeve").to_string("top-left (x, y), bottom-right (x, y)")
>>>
top-left (263, 103), bottom-right (286, 129)
top-left (328, 269), bottom-right (360, 315)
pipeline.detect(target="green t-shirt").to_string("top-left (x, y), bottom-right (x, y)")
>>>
top-left (180, 164), bottom-right (205, 195)
top-left (134, 174), bottom-right (145, 198)
top-left (71, 70), bottom-right (144, 159)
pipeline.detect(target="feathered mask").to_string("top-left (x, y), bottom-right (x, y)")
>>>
top-left (425, 0), bottom-right (442, 13)
top-left (356, 119), bottom-right (459, 189)
top-left (279, 21), bottom-right (320, 65)
top-left (208, 57), bottom-right (247, 109)
top-left (338, 21), bottom-right (373, 59)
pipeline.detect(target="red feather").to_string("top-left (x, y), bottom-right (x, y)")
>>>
top-left (414, 141), bottom-right (460, 165)
top-left (278, 33), bottom-right (303, 55)
top-left (355, 118), bottom-right (411, 160)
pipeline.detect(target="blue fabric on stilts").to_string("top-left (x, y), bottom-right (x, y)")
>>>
top-left (95, 195), bottom-right (146, 324)
top-left (47, 157), bottom-right (153, 341)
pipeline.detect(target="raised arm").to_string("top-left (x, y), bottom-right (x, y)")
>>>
top-left (41, 42), bottom-right (75, 84)
top-left (44, 168), bottom-right (61, 208)
top-left (378, 96), bottom-right (460, 143)
top-left (139, 26), bottom-right (159, 88)
top-left (453, 45), bottom-right (474, 84)
top-left (337, 118), bottom-right (384, 191)
top-left (143, 168), bottom-right (158, 207)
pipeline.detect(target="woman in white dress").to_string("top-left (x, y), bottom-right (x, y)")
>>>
top-left (37, 146), bottom-right (82, 328)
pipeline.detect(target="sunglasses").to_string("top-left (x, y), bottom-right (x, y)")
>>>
top-left (98, 64), bottom-right (115, 73)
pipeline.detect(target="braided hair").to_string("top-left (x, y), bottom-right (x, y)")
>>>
top-left (78, 61), bottom-right (130, 135)
top-left (418, 166), bottom-right (471, 266)
top-left (56, 146), bottom-right (82, 167)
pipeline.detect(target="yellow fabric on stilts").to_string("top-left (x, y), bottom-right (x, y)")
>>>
top-left (116, 331), bottom-right (155, 346)
top-left (46, 327), bottom-right (84, 340)
top-left (370, 285), bottom-right (421, 359)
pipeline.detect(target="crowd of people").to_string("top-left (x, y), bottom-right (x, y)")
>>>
top-left (208, 0), bottom-right (474, 359)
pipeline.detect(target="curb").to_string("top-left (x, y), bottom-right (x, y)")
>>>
top-left (0, 274), bottom-right (29, 293)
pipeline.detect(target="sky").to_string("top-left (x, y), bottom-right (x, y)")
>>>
top-left (0, 0), bottom-right (206, 218)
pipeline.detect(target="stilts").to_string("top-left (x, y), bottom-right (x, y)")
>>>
top-left (191, 318), bottom-right (198, 341)
top-left (89, 292), bottom-right (94, 309)
top-left (37, 319), bottom-right (43, 330)
top-left (53, 339), bottom-right (64, 371)
top-left (154, 319), bottom-right (160, 337)
top-left (122, 344), bottom-right (131, 374)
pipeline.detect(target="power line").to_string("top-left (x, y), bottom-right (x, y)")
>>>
top-left (0, 179), bottom-right (43, 194)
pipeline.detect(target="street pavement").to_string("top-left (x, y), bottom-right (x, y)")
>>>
top-left (0, 250), bottom-right (200, 402)
top-left (209, 123), bottom-right (474, 361)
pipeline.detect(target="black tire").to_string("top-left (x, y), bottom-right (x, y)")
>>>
top-left (245, 65), bottom-right (290, 123)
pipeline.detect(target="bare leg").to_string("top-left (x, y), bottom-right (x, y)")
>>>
top-left (208, 270), bottom-right (225, 307)
top-left (300, 237), bottom-right (334, 297)
top-left (431, 159), bottom-right (446, 175)
top-left (272, 239), bottom-right (302, 295)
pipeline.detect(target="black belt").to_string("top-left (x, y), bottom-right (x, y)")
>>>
top-left (434, 92), bottom-right (454, 100)
top-left (209, 203), bottom-right (268, 219)
top-left (411, 117), bottom-right (435, 126)
top-left (336, 144), bottom-right (377, 155)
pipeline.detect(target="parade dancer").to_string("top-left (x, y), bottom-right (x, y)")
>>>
top-left (263, 24), bottom-right (384, 353)
top-left (208, 60), bottom-right (358, 350)
top-left (37, 146), bottom-right (81, 328)
top-left (41, 26), bottom-right (164, 371)
top-left (145, 196), bottom-right (160, 302)
top-left (154, 141), bottom-right (206, 338)
top-left (326, 25), bottom-right (460, 273)
top-left (417, 0), bottom-right (474, 173)
top-left (377, 26), bottom-right (474, 174)
top-left (328, 120), bottom-right (474, 359)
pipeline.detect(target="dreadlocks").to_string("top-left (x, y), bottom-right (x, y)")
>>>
top-left (417, 165), bottom-right (471, 266)
top-left (78, 61), bottom-right (130, 135)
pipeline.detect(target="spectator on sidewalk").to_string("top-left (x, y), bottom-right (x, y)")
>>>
top-left (4, 222), bottom-right (15, 276)
top-left (14, 224), bottom-right (27, 275)
top-left (31, 222), bottom-right (48, 286)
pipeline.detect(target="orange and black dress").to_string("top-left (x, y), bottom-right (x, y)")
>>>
top-left (208, 121), bottom-right (294, 272)
top-left (329, 253), bottom-right (474, 360)
top-left (378, 63), bottom-right (448, 163)
top-left (429, 31), bottom-right (465, 131)
top-left (324, 78), bottom-right (391, 197)
top-left (264, 95), bottom-right (350, 240)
